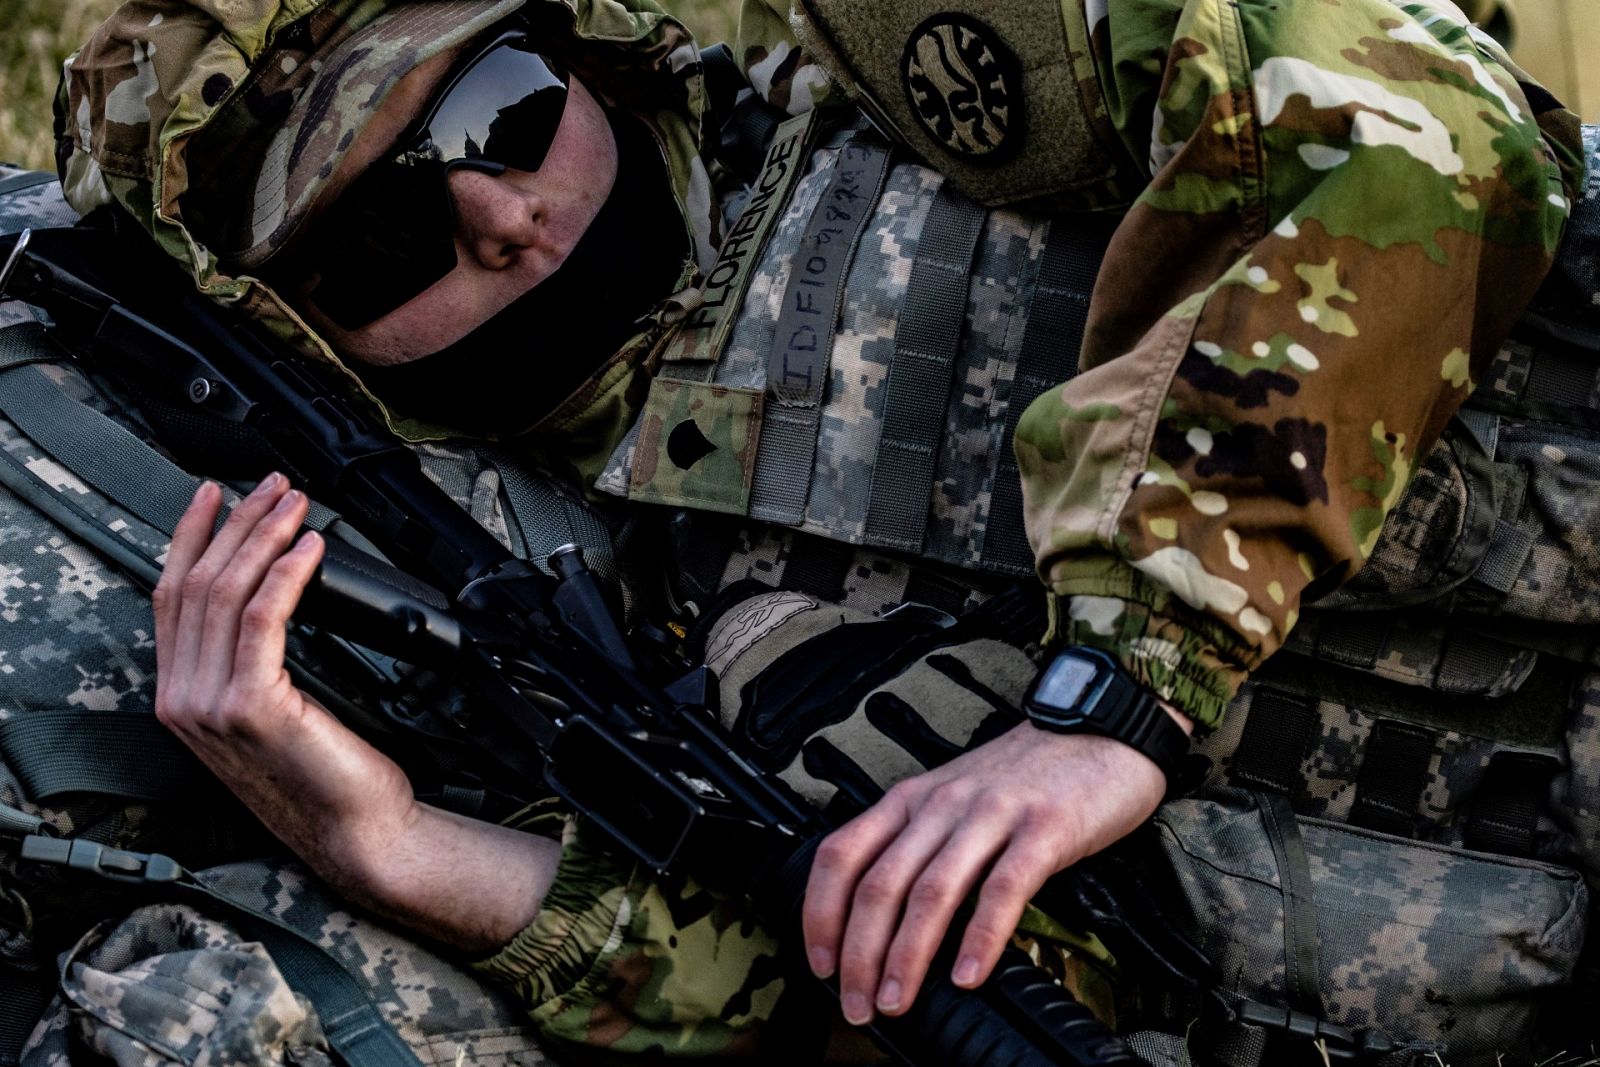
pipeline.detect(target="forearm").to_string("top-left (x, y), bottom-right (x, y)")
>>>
top-left (153, 477), bottom-right (560, 957)
top-left (334, 801), bottom-right (562, 955)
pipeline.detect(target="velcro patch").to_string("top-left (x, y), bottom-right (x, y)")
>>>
top-left (628, 379), bottom-right (763, 513)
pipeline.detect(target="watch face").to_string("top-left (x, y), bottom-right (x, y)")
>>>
top-left (1034, 654), bottom-right (1101, 710)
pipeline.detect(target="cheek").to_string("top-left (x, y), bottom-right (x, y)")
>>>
top-left (345, 261), bottom-right (546, 361)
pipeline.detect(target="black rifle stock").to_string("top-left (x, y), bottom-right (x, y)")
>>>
top-left (0, 224), bottom-right (1140, 1067)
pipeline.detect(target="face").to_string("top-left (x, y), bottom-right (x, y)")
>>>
top-left (294, 45), bottom-right (620, 366)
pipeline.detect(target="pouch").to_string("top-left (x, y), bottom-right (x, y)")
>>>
top-left (1145, 788), bottom-right (1589, 1066)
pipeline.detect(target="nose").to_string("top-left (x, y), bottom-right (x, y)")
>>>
top-left (449, 167), bottom-right (544, 269)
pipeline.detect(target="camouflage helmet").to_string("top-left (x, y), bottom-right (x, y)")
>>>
top-left (56, 0), bottom-right (721, 474)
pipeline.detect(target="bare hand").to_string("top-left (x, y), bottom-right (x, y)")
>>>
top-left (154, 475), bottom-right (558, 949)
top-left (801, 719), bottom-right (1182, 1025)
top-left (153, 474), bottom-right (414, 877)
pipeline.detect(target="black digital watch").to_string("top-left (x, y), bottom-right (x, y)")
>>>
top-left (1022, 646), bottom-right (1190, 789)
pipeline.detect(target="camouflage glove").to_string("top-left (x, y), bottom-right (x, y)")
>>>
top-left (695, 588), bottom-right (1218, 994)
top-left (697, 588), bottom-right (1038, 811)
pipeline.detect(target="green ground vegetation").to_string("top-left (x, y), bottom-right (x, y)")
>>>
top-left (0, 0), bottom-right (742, 172)
top-left (0, 0), bottom-right (118, 170)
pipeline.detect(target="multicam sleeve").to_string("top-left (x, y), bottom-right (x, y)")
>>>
top-left (732, 0), bottom-right (849, 115)
top-left (1015, 0), bottom-right (1585, 729)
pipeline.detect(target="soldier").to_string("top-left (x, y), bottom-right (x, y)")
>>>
top-left (30, 0), bottom-right (1592, 1061)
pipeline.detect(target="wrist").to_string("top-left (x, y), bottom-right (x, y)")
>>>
top-left (1159, 699), bottom-right (1195, 737)
top-left (1024, 647), bottom-right (1191, 791)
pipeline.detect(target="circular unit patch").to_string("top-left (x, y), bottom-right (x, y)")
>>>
top-left (900, 13), bottom-right (1023, 164)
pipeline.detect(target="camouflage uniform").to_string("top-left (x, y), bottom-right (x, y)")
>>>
top-left (43, 0), bottom-right (1594, 1061)
top-left (0, 171), bottom-right (562, 1062)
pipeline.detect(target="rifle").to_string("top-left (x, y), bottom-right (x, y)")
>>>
top-left (0, 222), bottom-right (1142, 1067)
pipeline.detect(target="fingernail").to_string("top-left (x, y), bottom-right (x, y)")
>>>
top-left (272, 489), bottom-right (302, 512)
top-left (295, 531), bottom-right (322, 552)
top-left (953, 956), bottom-right (979, 987)
top-left (876, 979), bottom-right (901, 1013)
top-left (255, 472), bottom-right (283, 494)
top-left (841, 991), bottom-right (871, 1026)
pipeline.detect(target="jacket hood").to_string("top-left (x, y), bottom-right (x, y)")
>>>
top-left (57, 0), bottom-right (721, 478)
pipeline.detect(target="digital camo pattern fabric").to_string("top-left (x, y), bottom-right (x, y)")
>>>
top-left (1017, 0), bottom-right (1585, 728)
top-left (21, 859), bottom-right (548, 1066)
top-left (1189, 646), bottom-right (1574, 854)
top-left (1153, 790), bottom-right (1589, 1061)
top-left (602, 145), bottom-right (1057, 574)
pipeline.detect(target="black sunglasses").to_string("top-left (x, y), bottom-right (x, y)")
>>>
top-left (304, 27), bottom-right (571, 330)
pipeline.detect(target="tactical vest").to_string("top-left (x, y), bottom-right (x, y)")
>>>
top-left (1145, 126), bottom-right (1600, 1063)
top-left (605, 110), bottom-right (1600, 1061)
top-left (599, 117), bottom-right (1119, 578)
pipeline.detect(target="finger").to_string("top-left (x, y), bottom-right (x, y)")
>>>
top-left (190, 488), bottom-right (310, 700)
top-left (875, 806), bottom-right (1014, 1016)
top-left (803, 788), bottom-right (916, 983)
top-left (834, 795), bottom-right (968, 1024)
top-left (951, 843), bottom-right (1054, 990)
top-left (171, 473), bottom-right (291, 687)
top-left (154, 481), bottom-right (223, 701)
top-left (232, 529), bottom-right (324, 696)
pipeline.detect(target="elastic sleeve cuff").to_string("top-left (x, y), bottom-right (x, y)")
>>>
top-left (469, 818), bottom-right (638, 1010)
top-left (1044, 562), bottom-right (1259, 731)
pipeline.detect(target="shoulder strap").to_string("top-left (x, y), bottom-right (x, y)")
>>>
top-left (0, 323), bottom-right (421, 1067)
top-left (0, 321), bottom-right (340, 538)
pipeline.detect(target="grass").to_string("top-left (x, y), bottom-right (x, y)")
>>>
top-left (0, 0), bottom-right (744, 173)
top-left (0, 0), bottom-right (119, 171)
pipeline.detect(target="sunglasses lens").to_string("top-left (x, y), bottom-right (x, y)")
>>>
top-left (429, 45), bottom-right (569, 172)
top-left (304, 40), bottom-right (570, 331)
top-left (306, 157), bottom-right (458, 331)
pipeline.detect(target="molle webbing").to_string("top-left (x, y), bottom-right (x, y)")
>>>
top-left (985, 214), bottom-right (1114, 574)
top-left (1226, 688), bottom-right (1319, 797)
top-left (782, 532), bottom-right (856, 602)
top-left (751, 139), bottom-right (893, 524)
top-left (610, 145), bottom-right (1114, 576)
top-left (1463, 751), bottom-right (1562, 859)
top-left (862, 184), bottom-right (988, 550)
top-left (1347, 720), bottom-right (1434, 839)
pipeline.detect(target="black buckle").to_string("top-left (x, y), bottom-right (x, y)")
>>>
top-left (1238, 1001), bottom-right (1397, 1063)
top-left (19, 836), bottom-right (182, 885)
